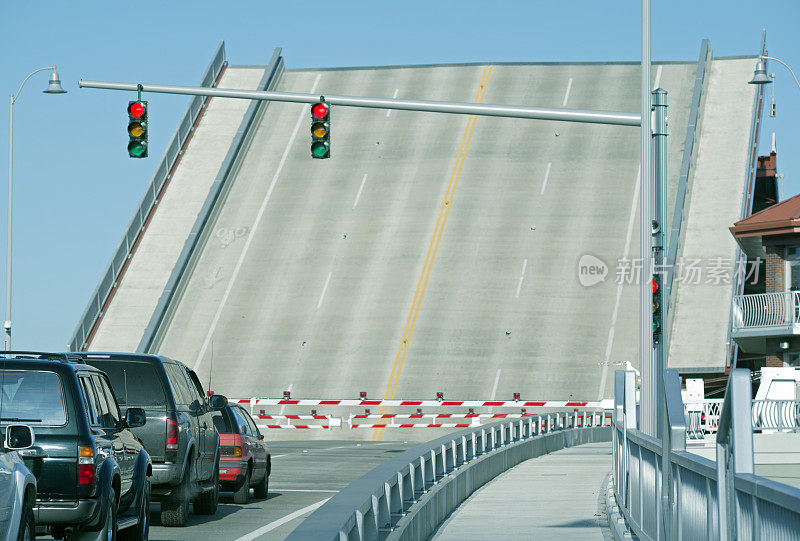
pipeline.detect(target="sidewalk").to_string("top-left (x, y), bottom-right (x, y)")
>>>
top-left (431, 442), bottom-right (612, 540)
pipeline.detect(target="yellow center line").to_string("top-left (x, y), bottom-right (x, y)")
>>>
top-left (372, 66), bottom-right (492, 441)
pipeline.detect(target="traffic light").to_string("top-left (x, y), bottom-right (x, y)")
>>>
top-left (310, 102), bottom-right (330, 159)
top-left (652, 277), bottom-right (661, 343)
top-left (127, 101), bottom-right (148, 158)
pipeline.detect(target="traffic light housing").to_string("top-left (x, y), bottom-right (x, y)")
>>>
top-left (127, 101), bottom-right (148, 158)
top-left (652, 277), bottom-right (661, 343)
top-left (310, 102), bottom-right (330, 159)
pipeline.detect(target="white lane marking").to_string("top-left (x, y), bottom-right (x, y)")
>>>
top-left (562, 78), bottom-right (573, 107)
top-left (278, 384), bottom-right (293, 416)
top-left (488, 369), bottom-right (501, 413)
top-left (490, 369), bottom-right (501, 399)
top-left (386, 88), bottom-right (399, 116)
top-left (317, 271), bottom-right (332, 309)
top-left (272, 488), bottom-right (340, 493)
top-left (515, 259), bottom-right (528, 298)
top-left (540, 162), bottom-right (552, 195)
top-left (597, 164), bottom-right (641, 400)
top-left (233, 498), bottom-right (331, 541)
top-left (272, 442), bottom-right (395, 457)
top-left (194, 74), bottom-right (322, 371)
top-left (353, 173), bottom-right (368, 209)
top-left (654, 65), bottom-right (663, 89)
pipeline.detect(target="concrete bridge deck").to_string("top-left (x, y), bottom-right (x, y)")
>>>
top-left (431, 441), bottom-right (612, 540)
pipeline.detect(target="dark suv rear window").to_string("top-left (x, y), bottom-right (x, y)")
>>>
top-left (210, 408), bottom-right (235, 434)
top-left (84, 360), bottom-right (167, 407)
top-left (0, 370), bottom-right (67, 426)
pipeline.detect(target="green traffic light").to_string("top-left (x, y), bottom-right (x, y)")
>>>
top-left (128, 141), bottom-right (145, 157)
top-left (311, 141), bottom-right (328, 158)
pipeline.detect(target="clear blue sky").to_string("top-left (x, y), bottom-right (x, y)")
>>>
top-left (1, 1), bottom-right (798, 351)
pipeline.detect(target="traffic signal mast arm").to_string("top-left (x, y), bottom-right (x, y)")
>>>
top-left (79, 79), bottom-right (641, 127)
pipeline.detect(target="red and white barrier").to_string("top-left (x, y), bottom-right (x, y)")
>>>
top-left (243, 395), bottom-right (613, 429)
top-left (237, 398), bottom-right (604, 408)
top-left (351, 423), bottom-right (474, 429)
top-left (256, 424), bottom-right (331, 429)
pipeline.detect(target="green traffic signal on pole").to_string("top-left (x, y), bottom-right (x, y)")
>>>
top-left (127, 100), bottom-right (148, 158)
top-left (310, 102), bottom-right (330, 159)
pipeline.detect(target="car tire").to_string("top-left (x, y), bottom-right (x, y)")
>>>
top-left (233, 466), bottom-right (251, 505)
top-left (253, 469), bottom-right (268, 500)
top-left (160, 464), bottom-right (190, 527)
top-left (193, 462), bottom-right (219, 515)
top-left (67, 488), bottom-right (118, 541)
top-left (120, 479), bottom-right (150, 541)
top-left (16, 500), bottom-right (34, 541)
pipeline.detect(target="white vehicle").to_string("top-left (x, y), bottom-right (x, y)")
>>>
top-left (0, 425), bottom-right (37, 541)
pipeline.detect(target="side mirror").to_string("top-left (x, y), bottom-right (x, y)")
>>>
top-left (209, 394), bottom-right (228, 411)
top-left (5, 425), bottom-right (34, 450)
top-left (125, 408), bottom-right (147, 428)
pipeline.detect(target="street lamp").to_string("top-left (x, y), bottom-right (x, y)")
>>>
top-left (749, 55), bottom-right (800, 90)
top-left (6, 66), bottom-right (67, 349)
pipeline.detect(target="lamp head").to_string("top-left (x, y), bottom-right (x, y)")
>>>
top-left (43, 69), bottom-right (67, 94)
top-left (748, 58), bottom-right (772, 85)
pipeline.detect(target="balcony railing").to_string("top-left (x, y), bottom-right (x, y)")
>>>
top-left (731, 291), bottom-right (800, 337)
top-left (684, 399), bottom-right (800, 438)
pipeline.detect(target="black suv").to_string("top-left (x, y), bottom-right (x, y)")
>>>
top-left (77, 353), bottom-right (227, 527)
top-left (0, 351), bottom-right (151, 540)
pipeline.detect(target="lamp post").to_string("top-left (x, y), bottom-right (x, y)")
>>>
top-left (749, 55), bottom-right (800, 90)
top-left (6, 67), bottom-right (66, 349)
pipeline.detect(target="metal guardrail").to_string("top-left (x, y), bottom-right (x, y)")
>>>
top-left (287, 412), bottom-right (610, 540)
top-left (69, 42), bottom-right (228, 352)
top-left (612, 369), bottom-right (800, 540)
top-left (665, 39), bottom-right (711, 335)
top-left (726, 33), bottom-right (768, 369)
top-left (139, 48), bottom-right (285, 353)
top-left (732, 290), bottom-right (800, 330)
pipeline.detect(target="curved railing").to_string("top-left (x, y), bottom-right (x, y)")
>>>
top-left (287, 411), bottom-right (611, 540)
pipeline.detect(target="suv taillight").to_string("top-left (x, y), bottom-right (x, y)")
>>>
top-left (78, 445), bottom-right (95, 485)
top-left (166, 418), bottom-right (178, 450)
top-left (221, 446), bottom-right (242, 457)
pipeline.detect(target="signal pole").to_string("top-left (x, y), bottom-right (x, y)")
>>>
top-left (639, 0), bottom-right (660, 438)
top-left (652, 88), bottom-right (668, 438)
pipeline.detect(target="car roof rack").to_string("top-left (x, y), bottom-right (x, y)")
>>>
top-left (0, 350), bottom-right (84, 363)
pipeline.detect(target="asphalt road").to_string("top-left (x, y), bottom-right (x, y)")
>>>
top-left (147, 440), bottom-right (414, 540)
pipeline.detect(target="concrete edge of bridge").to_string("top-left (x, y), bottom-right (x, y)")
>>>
top-left (388, 426), bottom-right (612, 541)
top-left (605, 474), bottom-right (637, 540)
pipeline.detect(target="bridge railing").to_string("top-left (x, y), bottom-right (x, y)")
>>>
top-left (612, 369), bottom-right (800, 540)
top-left (286, 411), bottom-right (610, 540)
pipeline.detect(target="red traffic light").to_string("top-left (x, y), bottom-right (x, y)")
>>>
top-left (128, 101), bottom-right (145, 119)
top-left (312, 103), bottom-right (328, 119)
top-left (652, 279), bottom-right (658, 294)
